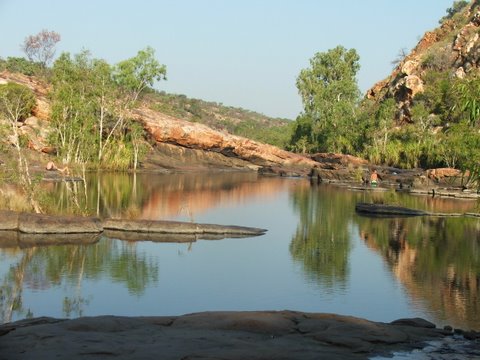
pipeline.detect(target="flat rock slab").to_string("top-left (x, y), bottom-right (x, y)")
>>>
top-left (0, 212), bottom-right (266, 242)
top-left (18, 213), bottom-right (103, 234)
top-left (355, 203), bottom-right (428, 217)
top-left (103, 219), bottom-right (266, 236)
top-left (0, 210), bottom-right (19, 230)
top-left (0, 311), bottom-right (454, 360)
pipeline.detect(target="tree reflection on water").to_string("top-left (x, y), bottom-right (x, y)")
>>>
top-left (0, 237), bottom-right (158, 324)
top-left (1, 174), bottom-right (479, 330)
top-left (357, 215), bottom-right (480, 330)
top-left (289, 184), bottom-right (354, 291)
top-left (289, 182), bottom-right (480, 330)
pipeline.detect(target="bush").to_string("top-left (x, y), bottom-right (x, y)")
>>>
top-left (2, 57), bottom-right (43, 76)
top-left (0, 82), bottom-right (36, 121)
top-left (439, 1), bottom-right (469, 23)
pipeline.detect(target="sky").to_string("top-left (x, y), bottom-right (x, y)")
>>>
top-left (0, 0), bottom-right (456, 119)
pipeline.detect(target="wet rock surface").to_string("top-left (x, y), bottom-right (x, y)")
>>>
top-left (1, 311), bottom-right (476, 360)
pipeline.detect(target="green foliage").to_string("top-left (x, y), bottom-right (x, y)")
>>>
top-left (291, 45), bottom-right (361, 153)
top-left (0, 82), bottom-right (36, 121)
top-left (49, 49), bottom-right (157, 168)
top-left (289, 185), bottom-right (352, 288)
top-left (454, 76), bottom-right (480, 126)
top-left (49, 51), bottom-right (100, 164)
top-left (148, 91), bottom-right (292, 148)
top-left (439, 1), bottom-right (469, 23)
top-left (439, 121), bottom-right (480, 187)
top-left (113, 47), bottom-right (166, 103)
top-left (0, 57), bottom-right (44, 76)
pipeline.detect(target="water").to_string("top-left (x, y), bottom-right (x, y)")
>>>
top-left (0, 172), bottom-right (479, 331)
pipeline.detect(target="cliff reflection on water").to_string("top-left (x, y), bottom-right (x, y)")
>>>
top-left (0, 173), bottom-right (479, 330)
top-left (44, 172), bottom-right (287, 220)
top-left (291, 183), bottom-right (480, 330)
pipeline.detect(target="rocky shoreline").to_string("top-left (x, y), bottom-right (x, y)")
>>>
top-left (0, 311), bottom-right (479, 360)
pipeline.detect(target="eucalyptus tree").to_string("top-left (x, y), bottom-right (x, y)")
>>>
top-left (50, 47), bottom-right (166, 169)
top-left (21, 29), bottom-right (61, 68)
top-left (0, 83), bottom-right (42, 213)
top-left (293, 46), bottom-right (361, 153)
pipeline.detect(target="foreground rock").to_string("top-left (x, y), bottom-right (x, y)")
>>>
top-left (0, 311), bottom-right (473, 360)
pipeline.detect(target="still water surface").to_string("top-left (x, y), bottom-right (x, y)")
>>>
top-left (1, 172), bottom-right (479, 330)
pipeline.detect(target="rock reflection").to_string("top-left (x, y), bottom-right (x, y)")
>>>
top-left (43, 172), bottom-right (289, 220)
top-left (358, 215), bottom-right (480, 330)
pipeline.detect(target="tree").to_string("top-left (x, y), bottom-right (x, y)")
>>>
top-left (439, 1), bottom-right (469, 23)
top-left (293, 45), bottom-right (361, 153)
top-left (49, 48), bottom-right (166, 169)
top-left (21, 29), bottom-right (61, 67)
top-left (113, 46), bottom-right (167, 104)
top-left (0, 83), bottom-right (42, 213)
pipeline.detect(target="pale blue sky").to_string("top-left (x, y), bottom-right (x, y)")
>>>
top-left (0, 0), bottom-right (455, 119)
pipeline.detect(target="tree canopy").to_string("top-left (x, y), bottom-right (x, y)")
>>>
top-left (291, 46), bottom-right (361, 153)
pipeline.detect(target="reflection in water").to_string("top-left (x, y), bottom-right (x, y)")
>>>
top-left (42, 172), bottom-right (288, 220)
top-left (289, 183), bottom-right (480, 329)
top-left (357, 215), bottom-right (480, 330)
top-left (0, 174), bottom-right (479, 331)
top-left (289, 184), bottom-right (354, 290)
top-left (0, 238), bottom-right (158, 323)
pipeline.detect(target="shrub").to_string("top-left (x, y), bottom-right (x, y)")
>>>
top-left (439, 1), bottom-right (469, 23)
top-left (3, 57), bottom-right (43, 76)
top-left (0, 82), bottom-right (36, 121)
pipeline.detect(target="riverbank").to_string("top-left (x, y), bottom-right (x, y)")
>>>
top-left (1, 311), bottom-right (479, 360)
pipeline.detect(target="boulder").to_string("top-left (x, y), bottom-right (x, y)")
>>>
top-left (401, 60), bottom-right (419, 75)
top-left (404, 75), bottom-right (424, 96)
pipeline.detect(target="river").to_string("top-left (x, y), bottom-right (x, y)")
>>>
top-left (0, 172), bottom-right (479, 331)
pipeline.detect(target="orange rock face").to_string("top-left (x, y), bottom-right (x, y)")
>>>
top-left (133, 107), bottom-right (317, 173)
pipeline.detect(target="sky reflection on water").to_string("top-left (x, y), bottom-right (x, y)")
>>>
top-left (0, 173), bottom-right (479, 330)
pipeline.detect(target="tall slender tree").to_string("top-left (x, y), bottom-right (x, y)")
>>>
top-left (292, 46), bottom-right (361, 153)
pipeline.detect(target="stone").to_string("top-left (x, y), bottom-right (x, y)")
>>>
top-left (390, 317), bottom-right (436, 328)
top-left (401, 60), bottom-right (419, 75)
top-left (404, 75), bottom-right (424, 96)
top-left (456, 66), bottom-right (467, 78)
top-left (102, 218), bottom-right (266, 236)
top-left (0, 312), bottom-right (458, 360)
top-left (0, 210), bottom-right (19, 230)
top-left (17, 213), bottom-right (103, 234)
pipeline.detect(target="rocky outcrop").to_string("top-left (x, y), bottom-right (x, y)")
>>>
top-left (366, 2), bottom-right (480, 123)
top-left (133, 107), bottom-right (318, 174)
top-left (0, 311), bottom-right (470, 360)
top-left (0, 70), bottom-right (320, 175)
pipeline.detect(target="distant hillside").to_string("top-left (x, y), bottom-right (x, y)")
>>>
top-left (144, 91), bottom-right (293, 148)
